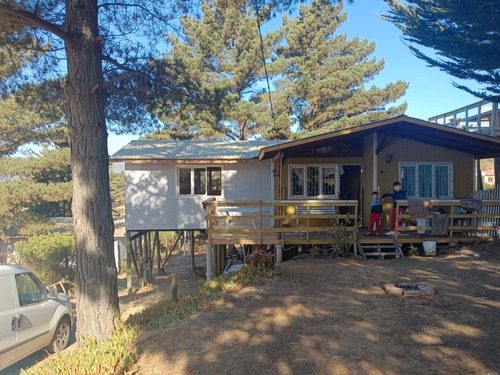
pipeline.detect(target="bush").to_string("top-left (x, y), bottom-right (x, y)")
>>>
top-left (22, 323), bottom-right (138, 375)
top-left (12, 232), bottom-right (75, 285)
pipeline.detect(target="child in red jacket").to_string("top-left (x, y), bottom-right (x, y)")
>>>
top-left (368, 187), bottom-right (382, 235)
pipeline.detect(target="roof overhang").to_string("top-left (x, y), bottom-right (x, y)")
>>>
top-left (258, 115), bottom-right (500, 160)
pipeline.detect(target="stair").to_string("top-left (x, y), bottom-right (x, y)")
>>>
top-left (357, 238), bottom-right (404, 259)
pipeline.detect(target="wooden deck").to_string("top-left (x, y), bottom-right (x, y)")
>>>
top-left (202, 198), bottom-right (500, 253)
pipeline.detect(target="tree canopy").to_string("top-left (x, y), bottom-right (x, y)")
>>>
top-left (147, 0), bottom-right (281, 141)
top-left (271, 0), bottom-right (407, 134)
top-left (384, 0), bottom-right (500, 101)
top-left (0, 148), bottom-right (73, 239)
top-left (148, 0), bottom-right (407, 141)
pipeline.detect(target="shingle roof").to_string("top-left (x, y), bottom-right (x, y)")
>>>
top-left (110, 140), bottom-right (285, 161)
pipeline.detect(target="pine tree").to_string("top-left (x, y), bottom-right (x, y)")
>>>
top-left (0, 78), bottom-right (71, 236)
top-left (384, 0), bottom-right (500, 100)
top-left (0, 149), bottom-right (73, 238)
top-left (270, 0), bottom-right (407, 134)
top-left (149, 0), bottom-right (285, 140)
top-left (0, 0), bottom-right (312, 341)
top-left (0, 80), bottom-right (67, 156)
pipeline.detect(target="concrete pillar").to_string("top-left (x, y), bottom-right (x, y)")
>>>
top-left (206, 244), bottom-right (213, 281)
top-left (276, 244), bottom-right (283, 264)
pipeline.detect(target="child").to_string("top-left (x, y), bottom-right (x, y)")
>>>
top-left (382, 181), bottom-right (407, 235)
top-left (368, 187), bottom-right (382, 235)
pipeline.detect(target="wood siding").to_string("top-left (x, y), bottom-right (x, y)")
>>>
top-left (274, 133), bottom-right (475, 230)
top-left (371, 134), bottom-right (473, 229)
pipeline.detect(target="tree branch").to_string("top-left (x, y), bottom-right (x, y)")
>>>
top-left (0, 5), bottom-right (79, 48)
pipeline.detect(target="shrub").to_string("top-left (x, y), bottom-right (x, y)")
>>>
top-left (12, 232), bottom-right (75, 285)
top-left (246, 246), bottom-right (274, 269)
top-left (328, 214), bottom-right (358, 257)
top-left (22, 323), bottom-right (138, 375)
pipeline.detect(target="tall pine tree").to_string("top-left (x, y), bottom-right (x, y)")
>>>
top-left (149, 0), bottom-right (285, 140)
top-left (270, 0), bottom-right (407, 134)
top-left (0, 0), bottom-right (316, 341)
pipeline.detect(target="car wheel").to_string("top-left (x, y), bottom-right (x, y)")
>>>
top-left (47, 316), bottom-right (71, 353)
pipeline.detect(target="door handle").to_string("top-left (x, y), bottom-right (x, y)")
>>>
top-left (11, 316), bottom-right (17, 331)
top-left (18, 314), bottom-right (24, 328)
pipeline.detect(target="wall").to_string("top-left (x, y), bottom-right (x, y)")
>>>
top-left (371, 134), bottom-right (474, 229)
top-left (271, 133), bottom-right (475, 231)
top-left (277, 156), bottom-right (364, 200)
top-left (125, 160), bottom-right (274, 231)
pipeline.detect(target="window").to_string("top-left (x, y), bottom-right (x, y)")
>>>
top-left (15, 272), bottom-right (46, 306)
top-left (400, 163), bottom-right (453, 199)
top-left (289, 164), bottom-right (339, 198)
top-left (177, 166), bottom-right (222, 196)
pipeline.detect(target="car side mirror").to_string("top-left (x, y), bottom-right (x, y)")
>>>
top-left (48, 286), bottom-right (58, 299)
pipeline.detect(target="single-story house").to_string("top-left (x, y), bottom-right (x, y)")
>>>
top-left (110, 115), bottom-right (500, 232)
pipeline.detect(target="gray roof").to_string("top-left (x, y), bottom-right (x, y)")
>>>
top-left (110, 140), bottom-right (285, 161)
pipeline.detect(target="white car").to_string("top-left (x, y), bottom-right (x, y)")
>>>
top-left (0, 264), bottom-right (73, 371)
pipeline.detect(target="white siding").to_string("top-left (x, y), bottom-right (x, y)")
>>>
top-left (125, 160), bottom-right (273, 230)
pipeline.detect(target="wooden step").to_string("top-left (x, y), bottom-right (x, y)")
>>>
top-left (357, 239), bottom-right (404, 260)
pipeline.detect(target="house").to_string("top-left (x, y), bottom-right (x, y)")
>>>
top-left (110, 140), bottom-right (281, 231)
top-left (483, 168), bottom-right (496, 186)
top-left (111, 115), bottom-right (500, 233)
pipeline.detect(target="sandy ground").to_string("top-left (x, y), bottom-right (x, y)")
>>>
top-left (119, 249), bottom-right (207, 321)
top-left (129, 242), bottom-right (500, 375)
top-left (5, 242), bottom-right (498, 375)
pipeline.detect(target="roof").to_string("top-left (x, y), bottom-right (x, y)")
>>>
top-left (0, 264), bottom-right (30, 276)
top-left (110, 140), bottom-right (284, 162)
top-left (258, 115), bottom-right (500, 159)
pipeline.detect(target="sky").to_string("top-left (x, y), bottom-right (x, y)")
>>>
top-left (107, 0), bottom-right (483, 155)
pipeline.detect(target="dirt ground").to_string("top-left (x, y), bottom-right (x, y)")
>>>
top-left (124, 242), bottom-right (500, 375)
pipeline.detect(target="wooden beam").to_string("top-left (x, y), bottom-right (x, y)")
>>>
top-left (375, 132), bottom-right (390, 155)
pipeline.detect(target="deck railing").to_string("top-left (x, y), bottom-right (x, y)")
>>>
top-left (201, 198), bottom-right (359, 250)
top-left (394, 199), bottom-right (500, 242)
top-left (202, 198), bottom-right (500, 251)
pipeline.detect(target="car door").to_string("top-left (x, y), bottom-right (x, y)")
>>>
top-left (14, 272), bottom-right (56, 356)
top-left (0, 273), bottom-right (20, 370)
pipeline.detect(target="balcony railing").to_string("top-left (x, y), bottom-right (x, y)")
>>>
top-left (201, 198), bottom-right (359, 250)
top-left (394, 199), bottom-right (500, 242)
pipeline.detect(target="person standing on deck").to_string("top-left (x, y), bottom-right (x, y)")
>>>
top-left (382, 181), bottom-right (406, 235)
top-left (367, 187), bottom-right (382, 235)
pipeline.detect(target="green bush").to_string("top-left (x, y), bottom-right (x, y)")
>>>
top-left (12, 232), bottom-right (75, 285)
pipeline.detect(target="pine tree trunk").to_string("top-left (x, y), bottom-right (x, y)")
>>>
top-left (64, 0), bottom-right (119, 341)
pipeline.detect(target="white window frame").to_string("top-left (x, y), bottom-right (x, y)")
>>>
top-left (288, 164), bottom-right (340, 199)
top-left (176, 165), bottom-right (222, 197)
top-left (400, 162), bottom-right (454, 199)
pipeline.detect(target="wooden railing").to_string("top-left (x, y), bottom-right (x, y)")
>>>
top-left (394, 199), bottom-right (500, 242)
top-left (201, 198), bottom-right (359, 250)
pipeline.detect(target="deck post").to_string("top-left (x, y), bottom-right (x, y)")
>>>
top-left (206, 244), bottom-right (214, 281)
top-left (126, 231), bottom-right (132, 295)
top-left (276, 244), bottom-right (283, 264)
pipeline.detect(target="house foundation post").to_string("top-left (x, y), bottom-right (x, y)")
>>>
top-left (276, 244), bottom-right (283, 264)
top-left (206, 244), bottom-right (214, 281)
top-left (126, 231), bottom-right (132, 295)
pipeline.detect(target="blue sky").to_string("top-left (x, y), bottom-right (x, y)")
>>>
top-left (108, 0), bottom-right (482, 155)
